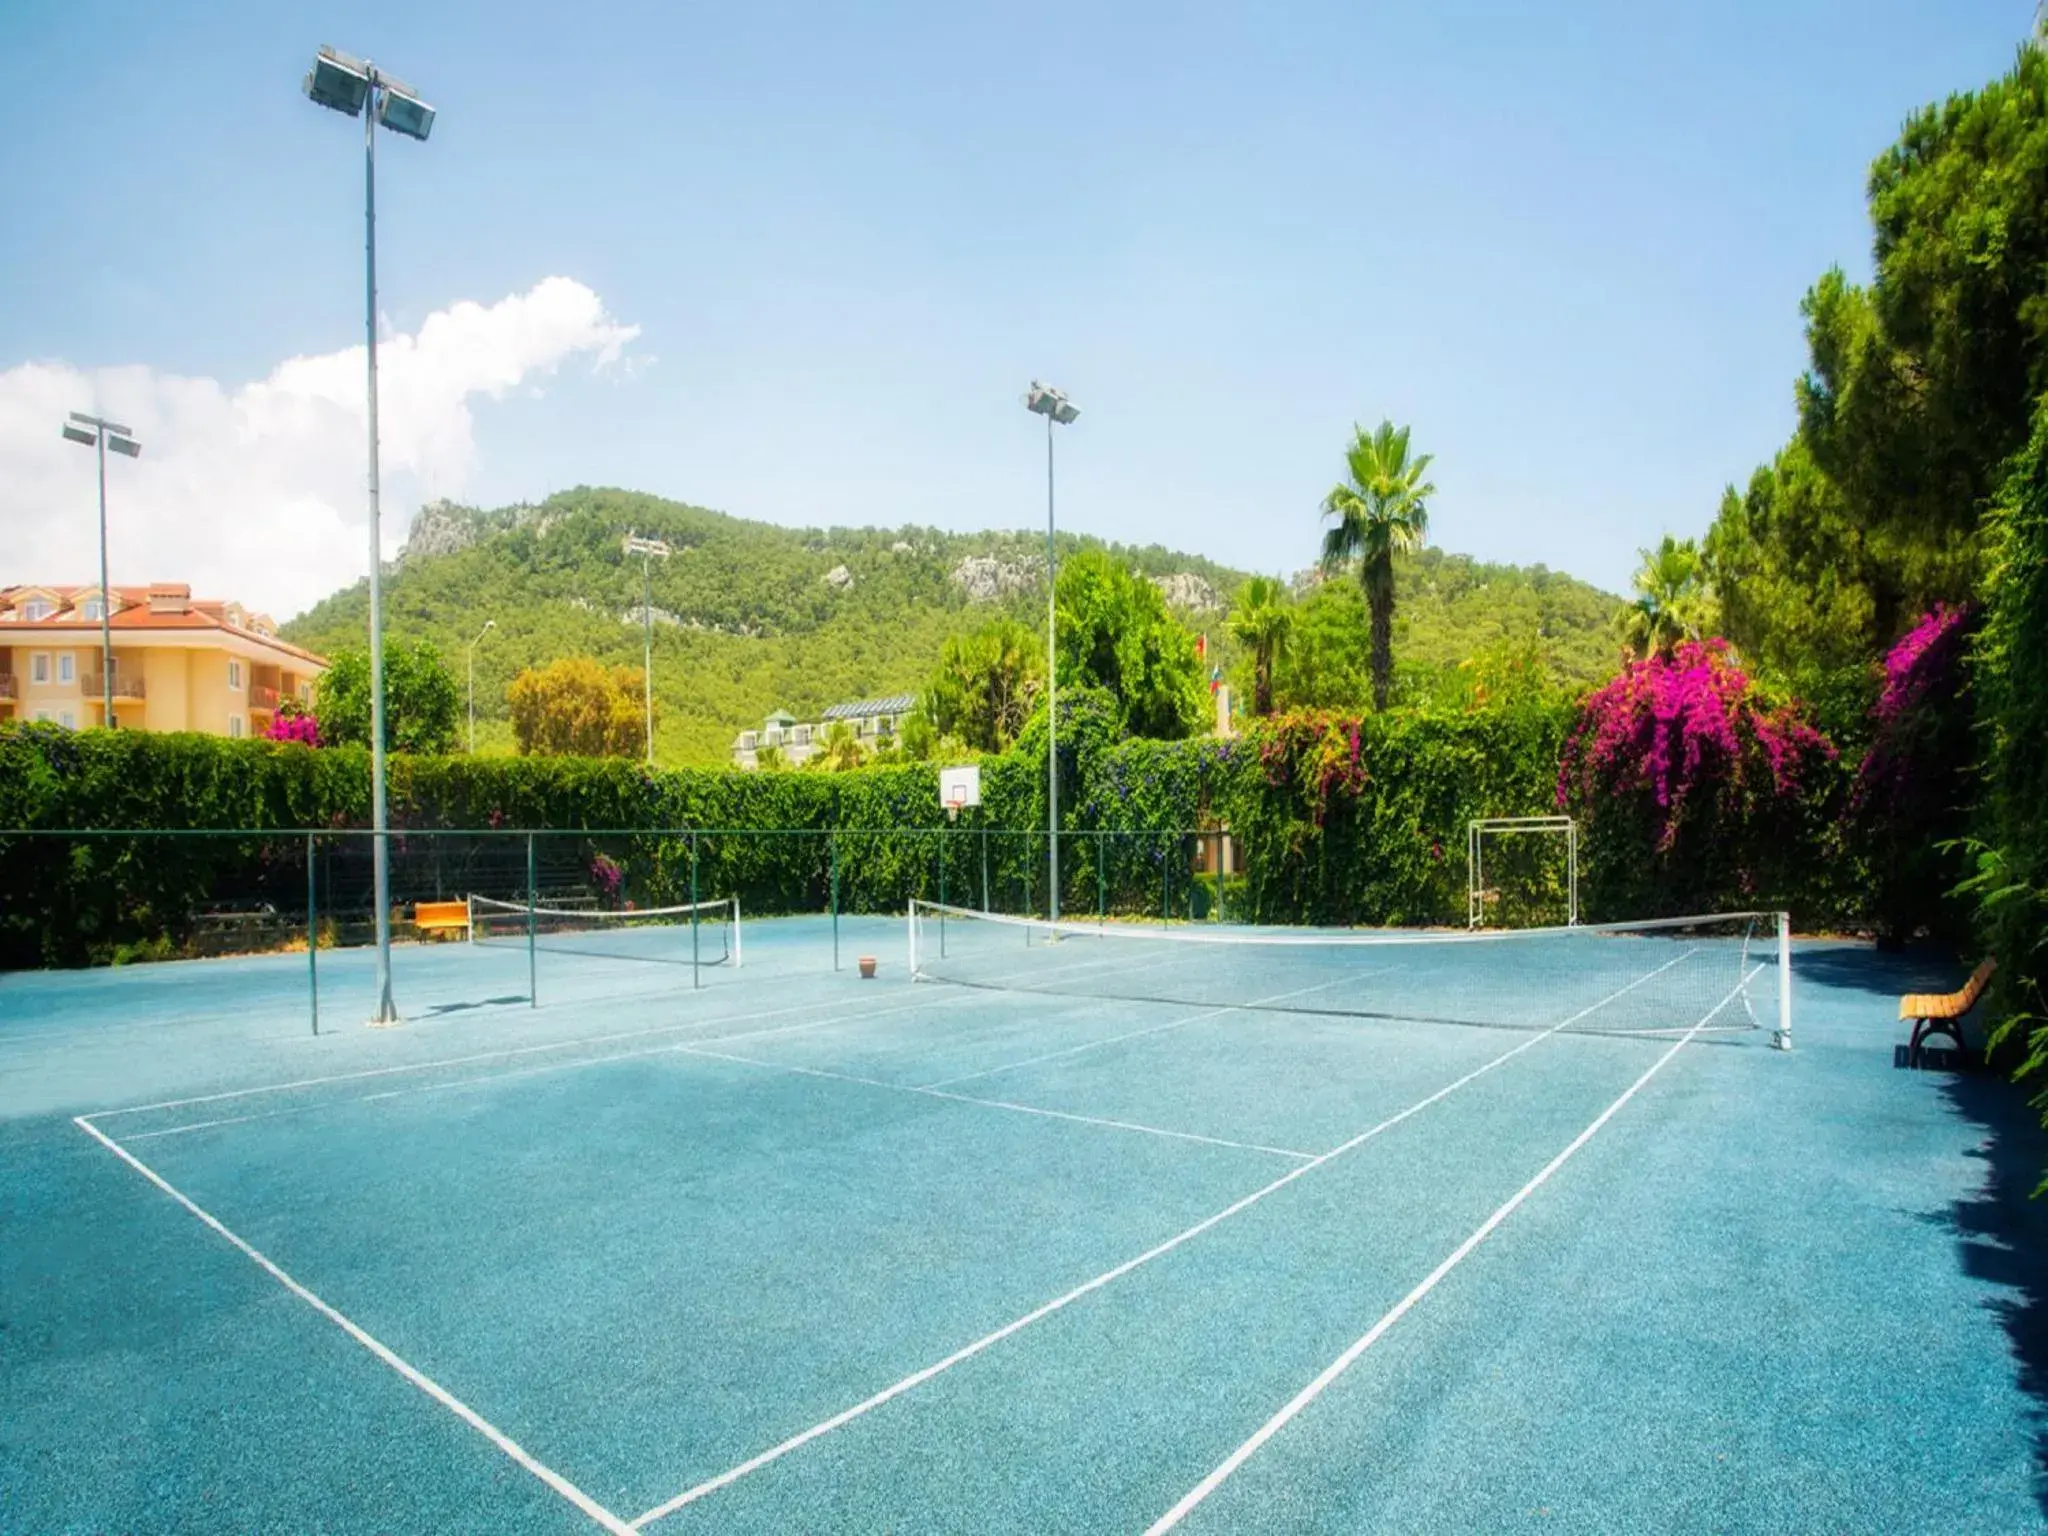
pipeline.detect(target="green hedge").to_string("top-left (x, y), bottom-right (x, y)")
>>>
top-left (0, 682), bottom-right (1857, 969)
top-left (1972, 402), bottom-right (2048, 1073)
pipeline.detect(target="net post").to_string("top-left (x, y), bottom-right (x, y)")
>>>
top-left (908, 898), bottom-right (918, 977)
top-left (830, 832), bottom-right (841, 971)
top-left (1097, 831), bottom-right (1106, 928)
top-left (306, 831), bottom-right (319, 1037)
top-left (731, 896), bottom-right (743, 968)
top-left (1160, 832), bottom-right (1169, 927)
top-left (690, 830), bottom-right (702, 990)
top-left (1216, 830), bottom-right (1226, 926)
top-left (939, 824), bottom-right (947, 914)
top-left (1775, 910), bottom-right (1793, 1050)
top-left (980, 827), bottom-right (989, 913)
top-left (526, 833), bottom-right (538, 1009)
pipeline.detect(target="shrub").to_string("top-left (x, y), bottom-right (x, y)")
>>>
top-left (1556, 640), bottom-right (1841, 918)
top-left (1852, 605), bottom-right (1975, 946)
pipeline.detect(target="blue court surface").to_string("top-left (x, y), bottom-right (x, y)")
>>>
top-left (3, 912), bottom-right (2044, 1533)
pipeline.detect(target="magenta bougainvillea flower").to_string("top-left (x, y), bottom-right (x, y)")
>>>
top-left (1854, 604), bottom-right (1971, 819)
top-left (1557, 640), bottom-right (1834, 851)
top-left (263, 710), bottom-right (321, 747)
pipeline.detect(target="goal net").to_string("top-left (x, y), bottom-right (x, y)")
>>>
top-left (1468, 816), bottom-right (1578, 930)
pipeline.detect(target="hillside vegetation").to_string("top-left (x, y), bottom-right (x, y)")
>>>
top-left (283, 487), bottom-right (1621, 765)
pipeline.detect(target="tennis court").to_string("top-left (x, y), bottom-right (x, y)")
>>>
top-left (4, 904), bottom-right (2044, 1533)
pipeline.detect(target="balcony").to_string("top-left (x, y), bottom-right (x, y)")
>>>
top-left (0, 675), bottom-right (15, 702)
top-left (81, 672), bottom-right (146, 701)
top-left (250, 683), bottom-right (281, 711)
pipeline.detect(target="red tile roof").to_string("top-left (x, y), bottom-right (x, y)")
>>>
top-left (0, 585), bottom-right (328, 667)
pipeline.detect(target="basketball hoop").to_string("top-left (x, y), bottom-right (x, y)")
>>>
top-left (940, 763), bottom-right (980, 826)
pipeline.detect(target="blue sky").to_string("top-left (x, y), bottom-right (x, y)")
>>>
top-left (0, 1), bottom-right (2029, 615)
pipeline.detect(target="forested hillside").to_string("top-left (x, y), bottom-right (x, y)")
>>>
top-left (283, 487), bottom-right (1621, 764)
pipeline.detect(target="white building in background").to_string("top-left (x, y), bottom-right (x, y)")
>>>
top-left (731, 693), bottom-right (916, 769)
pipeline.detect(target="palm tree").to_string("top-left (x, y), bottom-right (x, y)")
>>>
top-left (1227, 576), bottom-right (1294, 715)
top-left (1319, 420), bottom-right (1435, 711)
top-left (1617, 535), bottom-right (1716, 658)
top-left (817, 720), bottom-right (866, 772)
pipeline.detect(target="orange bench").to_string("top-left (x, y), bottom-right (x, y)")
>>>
top-left (1899, 958), bottom-right (1995, 1062)
top-left (414, 900), bottom-right (470, 939)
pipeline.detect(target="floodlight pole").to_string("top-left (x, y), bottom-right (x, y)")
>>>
top-left (1044, 410), bottom-right (1059, 922)
top-left (94, 430), bottom-right (111, 725)
top-left (623, 533), bottom-right (672, 763)
top-left (467, 619), bottom-right (495, 752)
top-left (61, 414), bottom-right (140, 729)
top-left (306, 45), bottom-right (435, 1025)
top-left (1025, 383), bottom-right (1078, 923)
top-left (360, 85), bottom-right (399, 1024)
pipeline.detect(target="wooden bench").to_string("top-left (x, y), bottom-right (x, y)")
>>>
top-left (414, 900), bottom-right (470, 939)
top-left (1898, 958), bottom-right (1995, 1065)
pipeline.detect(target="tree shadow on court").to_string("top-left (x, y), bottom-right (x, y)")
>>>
top-left (1797, 939), bottom-right (1965, 1001)
top-left (1932, 1067), bottom-right (2048, 1518)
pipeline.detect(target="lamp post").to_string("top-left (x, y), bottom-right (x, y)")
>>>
top-left (466, 619), bottom-right (495, 753)
top-left (623, 533), bottom-right (673, 763)
top-left (60, 413), bottom-right (141, 729)
top-left (303, 44), bottom-right (436, 1027)
top-left (1023, 382), bottom-right (1079, 923)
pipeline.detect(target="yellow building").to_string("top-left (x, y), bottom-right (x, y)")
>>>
top-left (0, 584), bottom-right (328, 737)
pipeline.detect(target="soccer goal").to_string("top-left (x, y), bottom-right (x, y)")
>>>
top-left (1468, 816), bottom-right (1578, 929)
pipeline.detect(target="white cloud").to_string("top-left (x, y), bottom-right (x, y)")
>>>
top-left (0, 276), bottom-right (638, 620)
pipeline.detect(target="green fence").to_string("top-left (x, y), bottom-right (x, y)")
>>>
top-left (0, 826), bottom-right (1253, 1033)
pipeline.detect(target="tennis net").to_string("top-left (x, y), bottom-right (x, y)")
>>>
top-left (908, 901), bottom-right (1789, 1046)
top-left (469, 894), bottom-right (741, 968)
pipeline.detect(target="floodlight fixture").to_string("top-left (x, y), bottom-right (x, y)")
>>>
top-left (108, 434), bottom-right (142, 459)
top-left (376, 85), bottom-right (435, 142)
top-left (304, 46), bottom-right (372, 117)
top-left (1025, 382), bottom-right (1079, 425)
top-left (61, 424), bottom-right (95, 447)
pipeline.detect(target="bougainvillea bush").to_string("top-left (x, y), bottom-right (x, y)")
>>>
top-left (1853, 605), bottom-right (1975, 946)
top-left (262, 705), bottom-right (321, 747)
top-left (1556, 640), bottom-right (1842, 919)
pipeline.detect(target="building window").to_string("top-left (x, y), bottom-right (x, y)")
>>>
top-left (33, 709), bottom-right (50, 722)
top-left (57, 654), bottom-right (75, 685)
top-left (22, 599), bottom-right (52, 621)
top-left (228, 659), bottom-right (244, 691)
top-left (30, 653), bottom-right (49, 684)
top-left (59, 710), bottom-right (75, 730)
top-left (229, 715), bottom-right (245, 739)
top-left (739, 732), bottom-right (758, 750)
top-left (791, 726), bottom-right (812, 747)
top-left (80, 598), bottom-right (105, 621)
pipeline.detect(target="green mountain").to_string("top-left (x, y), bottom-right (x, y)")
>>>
top-left (282, 487), bottom-right (1621, 765)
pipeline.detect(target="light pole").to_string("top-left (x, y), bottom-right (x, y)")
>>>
top-left (1024, 382), bottom-right (1079, 923)
top-left (466, 619), bottom-right (495, 753)
top-left (623, 533), bottom-right (673, 763)
top-left (60, 413), bottom-right (141, 728)
top-left (303, 44), bottom-right (435, 1026)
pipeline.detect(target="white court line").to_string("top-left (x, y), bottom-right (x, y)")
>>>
top-left (1141, 962), bottom-right (1761, 1535)
top-left (679, 1045), bottom-right (1318, 1160)
top-left (72, 1115), bottom-right (634, 1536)
top-left (916, 973), bottom-right (1370, 1091)
top-left (110, 996), bottom-right (992, 1143)
top-left (628, 949), bottom-right (1699, 1528)
top-left (85, 983), bottom-right (969, 1122)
